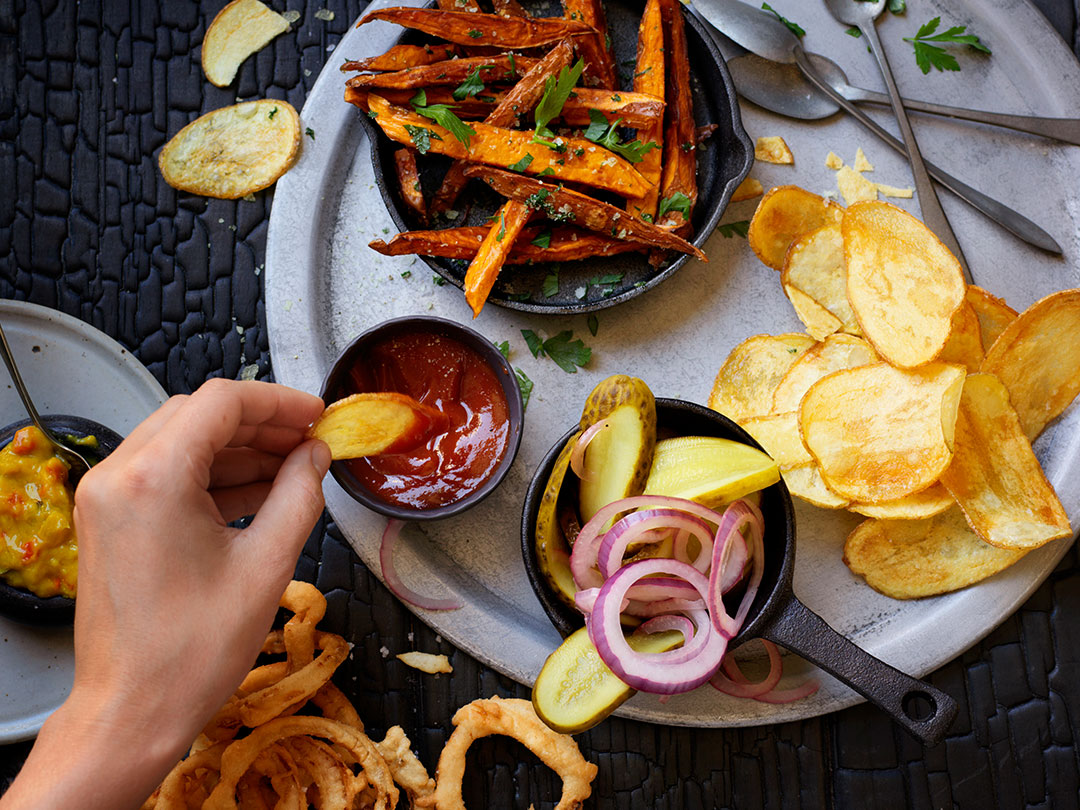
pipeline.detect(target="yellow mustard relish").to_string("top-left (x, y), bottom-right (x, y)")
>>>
top-left (0, 426), bottom-right (77, 599)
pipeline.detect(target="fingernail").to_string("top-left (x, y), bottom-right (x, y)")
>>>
top-left (311, 441), bottom-right (332, 476)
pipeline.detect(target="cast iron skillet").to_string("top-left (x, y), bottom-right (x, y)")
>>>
top-left (521, 398), bottom-right (959, 746)
top-left (0, 414), bottom-right (123, 626)
top-left (355, 0), bottom-right (754, 313)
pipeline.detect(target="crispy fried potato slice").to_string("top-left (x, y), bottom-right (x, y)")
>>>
top-left (981, 288), bottom-right (1080, 440)
top-left (849, 483), bottom-right (954, 520)
top-left (800, 362), bottom-right (966, 503)
top-left (966, 285), bottom-right (1017, 352)
top-left (853, 148), bottom-right (874, 172)
top-left (748, 185), bottom-right (844, 271)
top-left (784, 285), bottom-right (841, 341)
top-left (202, 0), bottom-right (290, 88)
top-left (781, 223), bottom-right (861, 336)
top-left (158, 100), bottom-right (300, 199)
top-left (707, 333), bottom-right (815, 423)
top-left (843, 508), bottom-right (1027, 599)
top-left (755, 136), bottom-right (794, 165)
top-left (781, 464), bottom-right (850, 509)
top-left (396, 651), bottom-right (453, 674)
top-left (836, 165), bottom-right (877, 205)
top-left (771, 334), bottom-right (877, 413)
top-left (308, 393), bottom-right (450, 459)
top-left (824, 152), bottom-right (843, 170)
top-left (369, 225), bottom-right (641, 264)
top-left (875, 182), bottom-right (913, 198)
top-left (939, 373), bottom-right (1071, 550)
top-left (731, 177), bottom-right (764, 203)
top-left (843, 201), bottom-right (966, 368)
top-left (740, 411), bottom-right (812, 468)
top-left (936, 300), bottom-right (984, 373)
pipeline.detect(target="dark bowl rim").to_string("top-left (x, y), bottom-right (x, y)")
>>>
top-left (318, 315), bottom-right (524, 521)
top-left (356, 0), bottom-right (755, 315)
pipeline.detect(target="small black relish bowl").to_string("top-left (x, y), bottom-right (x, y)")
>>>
top-left (0, 414), bottom-right (124, 626)
top-left (356, 0), bottom-right (754, 314)
top-left (319, 316), bottom-right (523, 521)
top-left (521, 398), bottom-right (959, 745)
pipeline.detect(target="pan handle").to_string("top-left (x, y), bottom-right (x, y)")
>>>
top-left (758, 595), bottom-right (958, 746)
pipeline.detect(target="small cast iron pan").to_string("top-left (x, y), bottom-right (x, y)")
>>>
top-left (521, 398), bottom-right (959, 746)
top-left (0, 414), bottom-right (124, 626)
top-left (356, 0), bottom-right (754, 314)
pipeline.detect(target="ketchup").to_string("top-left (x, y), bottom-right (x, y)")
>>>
top-left (344, 331), bottom-right (510, 509)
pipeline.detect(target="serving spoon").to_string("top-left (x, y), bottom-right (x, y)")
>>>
top-left (0, 320), bottom-right (92, 481)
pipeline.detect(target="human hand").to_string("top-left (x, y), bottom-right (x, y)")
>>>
top-left (0, 379), bottom-right (330, 810)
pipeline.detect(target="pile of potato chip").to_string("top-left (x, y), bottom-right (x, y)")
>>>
top-left (708, 186), bottom-right (1080, 599)
top-left (143, 581), bottom-right (596, 808)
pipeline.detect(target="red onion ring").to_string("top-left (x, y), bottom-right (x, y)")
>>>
top-left (708, 500), bottom-right (765, 639)
top-left (569, 419), bottom-right (610, 481)
top-left (379, 520), bottom-right (463, 611)
top-left (710, 640), bottom-right (821, 703)
top-left (597, 509), bottom-right (714, 579)
top-left (635, 614), bottom-right (695, 641)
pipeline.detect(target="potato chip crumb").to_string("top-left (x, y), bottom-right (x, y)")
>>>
top-left (314, 8), bottom-right (335, 21)
top-left (731, 176), bottom-right (764, 202)
top-left (755, 136), bottom-right (794, 165)
top-left (397, 651), bottom-right (453, 674)
top-left (282, 9), bottom-right (301, 24)
top-left (824, 151), bottom-right (843, 170)
top-left (875, 182), bottom-right (914, 199)
top-left (836, 165), bottom-right (878, 205)
top-left (854, 148), bottom-right (874, 173)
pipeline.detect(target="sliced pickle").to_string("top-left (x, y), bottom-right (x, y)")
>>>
top-left (643, 436), bottom-right (779, 509)
top-left (535, 432), bottom-right (581, 612)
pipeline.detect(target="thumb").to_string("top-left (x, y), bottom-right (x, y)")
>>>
top-left (242, 439), bottom-right (331, 562)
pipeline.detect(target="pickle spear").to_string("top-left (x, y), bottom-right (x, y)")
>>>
top-left (644, 436), bottom-right (779, 509)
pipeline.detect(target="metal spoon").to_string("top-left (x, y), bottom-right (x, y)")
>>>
top-left (0, 321), bottom-right (92, 480)
top-left (727, 51), bottom-right (1080, 145)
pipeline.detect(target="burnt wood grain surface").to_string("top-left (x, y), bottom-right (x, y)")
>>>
top-left (1, 1), bottom-right (1079, 807)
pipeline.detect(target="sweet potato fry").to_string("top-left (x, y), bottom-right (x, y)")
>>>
top-left (368, 95), bottom-right (650, 197)
top-left (656, 0), bottom-right (696, 232)
top-left (465, 201), bottom-right (532, 316)
top-left (464, 166), bottom-right (706, 259)
top-left (563, 0), bottom-right (616, 88)
top-left (394, 149), bottom-right (427, 226)
top-left (369, 226), bottom-right (643, 263)
top-left (492, 0), bottom-right (528, 17)
top-left (437, 0), bottom-right (480, 10)
top-left (346, 55), bottom-right (537, 90)
top-left (625, 0), bottom-right (664, 221)
top-left (358, 8), bottom-right (592, 48)
top-left (340, 44), bottom-right (458, 73)
top-left (431, 40), bottom-right (574, 216)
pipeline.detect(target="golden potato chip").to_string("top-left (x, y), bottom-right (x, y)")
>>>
top-left (396, 652), bottom-right (453, 674)
top-left (849, 483), bottom-right (954, 520)
top-left (781, 223), bottom-right (861, 336)
top-left (771, 333), bottom-right (877, 413)
top-left (747, 186), bottom-right (844, 271)
top-left (730, 177), bottom-right (765, 202)
top-left (939, 373), bottom-right (1071, 550)
top-left (966, 285), bottom-right (1017, 352)
top-left (874, 183), bottom-right (913, 199)
top-left (781, 464), bottom-right (849, 509)
top-left (755, 136), bottom-right (794, 164)
top-left (202, 0), bottom-right (290, 88)
top-left (824, 152), bottom-right (843, 170)
top-left (740, 411), bottom-right (812, 468)
top-left (936, 301), bottom-right (984, 373)
top-left (981, 288), bottom-right (1080, 440)
top-left (159, 100), bottom-right (301, 199)
top-left (836, 165), bottom-right (877, 205)
top-left (843, 508), bottom-right (1027, 599)
top-left (707, 333), bottom-right (815, 422)
top-left (307, 392), bottom-right (449, 460)
top-left (853, 148), bottom-right (874, 173)
top-left (783, 285), bottom-right (841, 341)
top-left (800, 362), bottom-right (966, 503)
top-left (843, 201), bottom-right (966, 368)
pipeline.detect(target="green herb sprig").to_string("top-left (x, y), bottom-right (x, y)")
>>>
top-left (532, 59), bottom-right (585, 151)
top-left (583, 110), bottom-right (658, 164)
top-left (410, 90), bottom-right (477, 148)
top-left (521, 329), bottom-right (591, 373)
top-left (904, 16), bottom-right (990, 74)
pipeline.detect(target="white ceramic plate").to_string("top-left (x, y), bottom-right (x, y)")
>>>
top-left (266, 0), bottom-right (1080, 726)
top-left (0, 300), bottom-right (167, 743)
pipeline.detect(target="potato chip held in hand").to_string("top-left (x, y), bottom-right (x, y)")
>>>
top-left (307, 392), bottom-right (450, 460)
top-left (202, 0), bottom-right (290, 88)
top-left (158, 99), bottom-right (301, 199)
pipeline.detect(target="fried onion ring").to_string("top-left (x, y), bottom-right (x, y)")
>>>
top-left (376, 725), bottom-right (436, 806)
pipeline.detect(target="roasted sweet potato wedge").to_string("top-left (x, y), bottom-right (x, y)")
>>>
top-left (493, 0), bottom-right (528, 16)
top-left (346, 55), bottom-right (537, 90)
top-left (625, 0), bottom-right (664, 220)
top-left (464, 201), bottom-right (532, 316)
top-left (563, 0), bottom-right (616, 88)
top-left (358, 8), bottom-right (593, 48)
top-left (369, 226), bottom-right (643, 263)
top-left (394, 149), bottom-right (427, 225)
top-left (340, 44), bottom-right (459, 73)
top-left (656, 0), bottom-right (696, 232)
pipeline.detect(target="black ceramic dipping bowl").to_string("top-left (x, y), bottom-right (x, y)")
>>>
top-left (357, 0), bottom-right (754, 314)
top-left (319, 316), bottom-right (524, 521)
top-left (0, 414), bottom-right (124, 626)
top-left (521, 398), bottom-right (960, 745)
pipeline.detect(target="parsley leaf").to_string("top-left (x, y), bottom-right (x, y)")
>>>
top-left (530, 229), bottom-right (552, 249)
top-left (453, 67), bottom-right (486, 101)
top-left (507, 153), bottom-right (534, 173)
top-left (904, 16), bottom-right (990, 74)
top-left (515, 368), bottom-right (533, 410)
top-left (542, 270), bottom-right (559, 298)
top-left (533, 59), bottom-right (585, 149)
top-left (403, 125), bottom-right (440, 154)
top-left (542, 331), bottom-right (591, 373)
top-left (845, 27), bottom-right (861, 38)
top-left (305, 126), bottom-right (316, 140)
top-left (761, 3), bottom-right (804, 38)
top-left (538, 167), bottom-right (556, 177)
top-left (467, 29), bottom-right (483, 38)
top-left (410, 90), bottom-right (427, 107)
top-left (410, 95), bottom-right (477, 148)
top-left (658, 192), bottom-right (692, 221)
top-left (521, 329), bottom-right (544, 358)
top-left (717, 219), bottom-right (750, 238)
top-left (495, 212), bottom-right (507, 242)
top-left (494, 340), bottom-right (510, 359)
top-left (587, 313), bottom-right (599, 337)
top-left (888, 0), bottom-right (906, 13)
top-left (268, 107), bottom-right (278, 119)
top-left (583, 110), bottom-right (658, 164)
top-left (432, 275), bottom-right (446, 286)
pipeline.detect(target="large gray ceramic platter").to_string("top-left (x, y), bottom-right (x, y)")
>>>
top-left (0, 300), bottom-right (167, 743)
top-left (266, 0), bottom-right (1080, 727)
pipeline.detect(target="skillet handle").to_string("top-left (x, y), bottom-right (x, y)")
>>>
top-left (758, 595), bottom-right (958, 746)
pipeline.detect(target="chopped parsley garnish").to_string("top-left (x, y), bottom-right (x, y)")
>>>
top-left (305, 126), bottom-right (316, 140)
top-left (494, 339), bottom-right (510, 359)
top-left (496, 212), bottom-right (507, 242)
top-left (587, 313), bottom-right (599, 337)
top-left (530, 229), bottom-right (552, 249)
top-left (658, 192), bottom-right (692, 221)
top-left (433, 275), bottom-right (446, 286)
top-left (538, 167), bottom-right (555, 176)
top-left (532, 59), bottom-right (585, 150)
top-left (523, 189), bottom-right (575, 223)
top-left (508, 52), bottom-right (517, 76)
top-left (904, 16), bottom-right (990, 74)
top-left (888, 0), bottom-right (906, 13)
top-left (467, 29), bottom-right (483, 38)
top-left (367, 110), bottom-right (378, 119)
top-left (573, 147), bottom-right (585, 157)
top-left (453, 67), bottom-right (487, 101)
top-left (401, 270), bottom-right (412, 278)
top-left (717, 219), bottom-right (751, 239)
top-left (403, 125), bottom-right (440, 154)
top-left (583, 110), bottom-right (658, 164)
top-left (761, 3), bottom-right (805, 38)
top-left (521, 329), bottom-right (591, 373)
top-left (521, 329), bottom-right (544, 357)
top-left (515, 368), bottom-right (533, 409)
top-left (268, 107), bottom-right (278, 119)
top-left (410, 92), bottom-right (476, 148)
top-left (845, 27), bottom-right (861, 38)
top-left (542, 270), bottom-right (559, 298)
top-left (507, 153), bottom-right (534, 173)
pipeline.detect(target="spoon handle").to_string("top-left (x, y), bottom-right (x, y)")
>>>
top-left (792, 46), bottom-right (1062, 256)
top-left (841, 85), bottom-right (1080, 147)
top-left (0, 321), bottom-right (48, 431)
